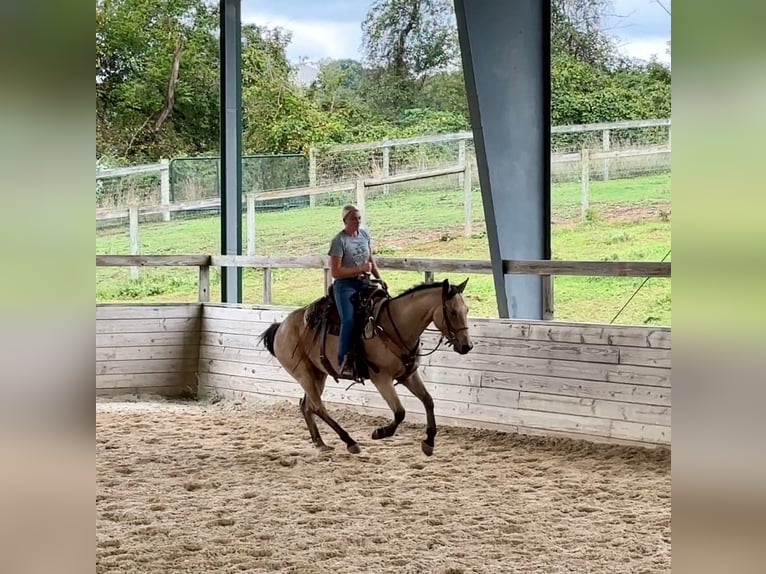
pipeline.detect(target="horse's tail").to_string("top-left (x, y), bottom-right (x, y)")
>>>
top-left (259, 322), bottom-right (281, 356)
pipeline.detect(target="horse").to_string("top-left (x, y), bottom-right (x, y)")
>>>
top-left (259, 277), bottom-right (474, 456)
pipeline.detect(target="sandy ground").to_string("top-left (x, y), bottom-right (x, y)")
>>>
top-left (96, 397), bottom-right (671, 574)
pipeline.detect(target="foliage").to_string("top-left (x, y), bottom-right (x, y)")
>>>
top-left (96, 0), bottom-right (670, 163)
top-left (361, 0), bottom-right (458, 81)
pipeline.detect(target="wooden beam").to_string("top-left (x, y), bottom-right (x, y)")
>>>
top-left (364, 164), bottom-right (465, 187)
top-left (96, 255), bottom-right (211, 267)
top-left (96, 254), bottom-right (670, 278)
top-left (503, 259), bottom-right (671, 277)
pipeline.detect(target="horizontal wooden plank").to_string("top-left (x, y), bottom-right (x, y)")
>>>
top-left (466, 318), bottom-right (671, 349)
top-left (422, 332), bottom-right (620, 364)
top-left (611, 420), bottom-right (670, 444)
top-left (200, 330), bottom-right (274, 351)
top-left (516, 392), bottom-right (670, 426)
top-left (96, 255), bottom-right (211, 267)
top-left (97, 372), bottom-right (196, 390)
top-left (502, 259), bottom-right (671, 277)
top-left (96, 358), bottom-right (198, 375)
top-left (551, 118), bottom-right (670, 133)
top-left (426, 349), bottom-right (671, 387)
top-left (97, 386), bottom-right (192, 398)
top-left (590, 145), bottom-right (670, 161)
top-left (96, 304), bottom-right (201, 320)
top-left (211, 255), bottom-right (327, 269)
top-left (96, 163), bottom-right (165, 179)
top-left (378, 257), bottom-right (491, 273)
top-left (202, 318), bottom-right (277, 338)
top-left (618, 346), bottom-right (672, 368)
top-left (96, 317), bottom-right (200, 334)
top-left (249, 182), bottom-right (356, 200)
top-left (96, 331), bottom-right (200, 348)
top-left (203, 304), bottom-right (294, 320)
top-left (364, 164), bottom-right (465, 187)
top-left (481, 370), bottom-right (671, 406)
top-left (97, 346), bottom-right (199, 362)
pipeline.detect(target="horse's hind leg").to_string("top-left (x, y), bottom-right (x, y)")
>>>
top-left (398, 370), bottom-right (437, 456)
top-left (369, 376), bottom-right (405, 441)
top-left (299, 370), bottom-right (361, 454)
top-left (300, 395), bottom-right (333, 452)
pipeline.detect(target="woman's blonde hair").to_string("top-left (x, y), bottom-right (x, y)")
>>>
top-left (341, 204), bottom-right (360, 221)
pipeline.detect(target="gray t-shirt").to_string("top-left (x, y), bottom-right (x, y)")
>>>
top-left (328, 229), bottom-right (371, 269)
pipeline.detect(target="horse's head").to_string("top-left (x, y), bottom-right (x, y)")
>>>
top-left (434, 278), bottom-right (473, 355)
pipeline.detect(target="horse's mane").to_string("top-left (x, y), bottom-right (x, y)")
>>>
top-left (393, 280), bottom-right (459, 300)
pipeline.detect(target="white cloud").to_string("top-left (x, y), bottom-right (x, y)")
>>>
top-left (242, 11), bottom-right (362, 63)
top-left (613, 36), bottom-right (671, 65)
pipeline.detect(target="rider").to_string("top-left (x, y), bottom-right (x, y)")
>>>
top-left (328, 204), bottom-right (387, 377)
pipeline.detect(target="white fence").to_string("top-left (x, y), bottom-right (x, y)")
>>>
top-left (96, 118), bottom-right (672, 268)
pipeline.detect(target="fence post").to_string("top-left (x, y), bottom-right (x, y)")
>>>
top-left (308, 147), bottom-right (317, 207)
top-left (542, 275), bottom-right (554, 320)
top-left (382, 145), bottom-right (390, 195)
top-left (263, 268), bottom-right (272, 305)
top-left (424, 271), bottom-right (434, 284)
top-left (129, 206), bottom-right (139, 280)
top-left (355, 179), bottom-right (366, 228)
top-left (160, 159), bottom-right (171, 221)
top-left (581, 147), bottom-right (590, 221)
top-left (198, 265), bottom-right (210, 303)
top-left (463, 162), bottom-right (472, 236)
top-left (601, 129), bottom-right (610, 181)
top-left (458, 138), bottom-right (466, 188)
top-left (246, 192), bottom-right (255, 256)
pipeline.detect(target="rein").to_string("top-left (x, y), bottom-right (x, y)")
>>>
top-left (378, 289), bottom-right (466, 376)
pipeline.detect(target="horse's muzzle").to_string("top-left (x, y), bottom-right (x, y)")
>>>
top-left (455, 343), bottom-right (473, 355)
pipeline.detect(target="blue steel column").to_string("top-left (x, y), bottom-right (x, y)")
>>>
top-left (454, 0), bottom-right (551, 319)
top-left (220, 0), bottom-right (243, 302)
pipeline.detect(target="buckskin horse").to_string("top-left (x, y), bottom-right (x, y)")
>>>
top-left (259, 278), bottom-right (473, 456)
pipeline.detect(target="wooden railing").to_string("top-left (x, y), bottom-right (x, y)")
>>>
top-left (96, 255), bottom-right (671, 318)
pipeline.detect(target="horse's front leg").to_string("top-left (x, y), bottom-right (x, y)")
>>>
top-left (399, 370), bottom-right (437, 456)
top-left (369, 376), bottom-right (405, 440)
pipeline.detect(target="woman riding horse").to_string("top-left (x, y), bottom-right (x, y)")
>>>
top-left (328, 204), bottom-right (387, 377)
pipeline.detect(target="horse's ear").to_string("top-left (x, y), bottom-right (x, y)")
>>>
top-left (442, 278), bottom-right (450, 297)
top-left (455, 278), bottom-right (469, 294)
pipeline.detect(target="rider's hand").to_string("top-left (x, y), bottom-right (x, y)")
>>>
top-left (380, 280), bottom-right (388, 292)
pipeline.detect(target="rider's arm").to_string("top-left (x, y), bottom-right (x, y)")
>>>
top-left (330, 255), bottom-right (369, 279)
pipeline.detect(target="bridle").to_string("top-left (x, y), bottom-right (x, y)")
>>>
top-left (378, 287), bottom-right (468, 378)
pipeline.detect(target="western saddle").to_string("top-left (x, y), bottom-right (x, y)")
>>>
top-left (304, 278), bottom-right (390, 383)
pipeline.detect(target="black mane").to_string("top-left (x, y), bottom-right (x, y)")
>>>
top-left (394, 280), bottom-right (458, 300)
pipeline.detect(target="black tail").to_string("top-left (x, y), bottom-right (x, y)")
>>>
top-left (259, 322), bottom-right (281, 356)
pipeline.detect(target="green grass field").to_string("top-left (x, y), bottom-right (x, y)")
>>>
top-left (97, 173), bottom-right (671, 325)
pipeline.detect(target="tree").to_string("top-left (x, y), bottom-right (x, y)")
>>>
top-left (551, 0), bottom-right (615, 68)
top-left (96, 0), bottom-right (220, 161)
top-left (362, 0), bottom-right (458, 81)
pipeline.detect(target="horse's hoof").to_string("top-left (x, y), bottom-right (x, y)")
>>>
top-left (421, 441), bottom-right (434, 457)
top-left (347, 443), bottom-right (362, 454)
top-left (371, 428), bottom-right (385, 440)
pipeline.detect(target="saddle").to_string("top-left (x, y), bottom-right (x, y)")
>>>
top-left (304, 280), bottom-right (390, 382)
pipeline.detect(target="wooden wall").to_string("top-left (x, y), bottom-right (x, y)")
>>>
top-left (197, 304), bottom-right (670, 447)
top-left (96, 304), bottom-right (202, 397)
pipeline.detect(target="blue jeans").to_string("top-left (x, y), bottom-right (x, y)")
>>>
top-left (333, 277), bottom-right (367, 364)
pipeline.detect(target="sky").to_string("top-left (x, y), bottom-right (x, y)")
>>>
top-left (240, 0), bottom-right (671, 66)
